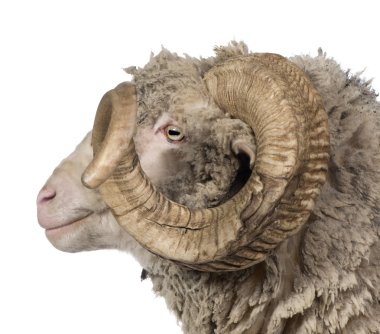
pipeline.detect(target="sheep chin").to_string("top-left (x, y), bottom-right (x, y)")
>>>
top-left (45, 213), bottom-right (95, 249)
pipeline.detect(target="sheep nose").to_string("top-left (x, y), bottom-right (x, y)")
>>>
top-left (37, 187), bottom-right (56, 206)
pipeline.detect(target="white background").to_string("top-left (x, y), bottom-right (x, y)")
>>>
top-left (1, 1), bottom-right (379, 333)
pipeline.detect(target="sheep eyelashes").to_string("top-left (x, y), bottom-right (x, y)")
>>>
top-left (38, 42), bottom-right (380, 333)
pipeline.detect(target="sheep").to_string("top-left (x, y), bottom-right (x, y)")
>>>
top-left (37, 42), bottom-right (380, 333)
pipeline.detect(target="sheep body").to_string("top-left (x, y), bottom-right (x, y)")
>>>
top-left (38, 44), bottom-right (380, 333)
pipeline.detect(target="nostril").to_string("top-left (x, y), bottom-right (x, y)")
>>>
top-left (37, 187), bottom-right (56, 205)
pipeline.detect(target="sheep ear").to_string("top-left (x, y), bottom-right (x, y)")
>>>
top-left (231, 139), bottom-right (256, 169)
top-left (214, 118), bottom-right (256, 169)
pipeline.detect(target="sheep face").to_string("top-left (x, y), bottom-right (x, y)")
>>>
top-left (38, 46), bottom-right (329, 272)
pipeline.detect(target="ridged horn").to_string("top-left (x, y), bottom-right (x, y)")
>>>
top-left (82, 54), bottom-right (329, 272)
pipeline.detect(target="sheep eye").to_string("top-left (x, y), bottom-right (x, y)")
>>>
top-left (165, 125), bottom-right (185, 142)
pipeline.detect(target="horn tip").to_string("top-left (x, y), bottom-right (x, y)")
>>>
top-left (81, 169), bottom-right (101, 189)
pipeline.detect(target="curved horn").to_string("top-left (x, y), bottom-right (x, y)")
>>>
top-left (82, 54), bottom-right (329, 272)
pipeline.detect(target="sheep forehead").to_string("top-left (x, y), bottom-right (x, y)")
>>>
top-left (131, 49), bottom-right (213, 126)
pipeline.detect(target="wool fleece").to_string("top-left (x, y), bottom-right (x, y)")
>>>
top-left (133, 44), bottom-right (380, 334)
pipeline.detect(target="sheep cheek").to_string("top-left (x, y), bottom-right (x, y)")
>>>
top-left (134, 126), bottom-right (182, 186)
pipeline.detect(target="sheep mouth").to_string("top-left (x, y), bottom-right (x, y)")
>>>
top-left (44, 212), bottom-right (94, 235)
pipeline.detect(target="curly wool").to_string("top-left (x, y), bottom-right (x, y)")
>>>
top-left (135, 44), bottom-right (379, 334)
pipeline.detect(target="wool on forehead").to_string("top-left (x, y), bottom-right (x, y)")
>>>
top-left (125, 42), bottom-right (250, 126)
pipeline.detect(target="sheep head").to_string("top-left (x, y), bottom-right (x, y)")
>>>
top-left (81, 52), bottom-right (330, 272)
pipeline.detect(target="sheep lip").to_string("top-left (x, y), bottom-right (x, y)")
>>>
top-left (44, 212), bottom-right (94, 232)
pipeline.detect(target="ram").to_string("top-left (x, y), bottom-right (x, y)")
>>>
top-left (37, 42), bottom-right (380, 333)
